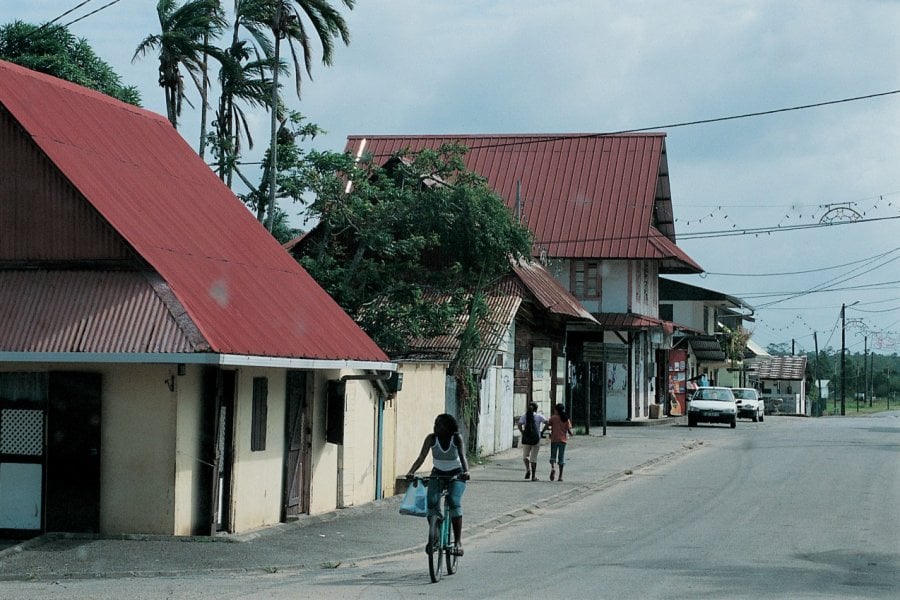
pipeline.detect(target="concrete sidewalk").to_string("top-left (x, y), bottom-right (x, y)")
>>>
top-left (0, 419), bottom-right (701, 581)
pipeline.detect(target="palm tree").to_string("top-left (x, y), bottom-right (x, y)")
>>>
top-left (246, 0), bottom-right (354, 228)
top-left (213, 39), bottom-right (272, 188)
top-left (133, 0), bottom-right (228, 130)
top-left (211, 0), bottom-right (277, 187)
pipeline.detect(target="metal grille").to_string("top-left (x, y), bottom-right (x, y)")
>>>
top-left (1, 409), bottom-right (44, 456)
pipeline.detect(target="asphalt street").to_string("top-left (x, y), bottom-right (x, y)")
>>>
top-left (0, 419), bottom-right (702, 582)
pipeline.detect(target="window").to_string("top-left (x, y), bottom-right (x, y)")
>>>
top-left (572, 260), bottom-right (601, 298)
top-left (659, 303), bottom-right (674, 322)
top-left (251, 377), bottom-right (268, 451)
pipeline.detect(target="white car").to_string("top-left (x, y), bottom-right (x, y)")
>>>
top-left (687, 386), bottom-right (737, 428)
top-left (732, 388), bottom-right (764, 422)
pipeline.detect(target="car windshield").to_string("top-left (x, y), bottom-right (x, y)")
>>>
top-left (732, 389), bottom-right (758, 400)
top-left (693, 389), bottom-right (732, 402)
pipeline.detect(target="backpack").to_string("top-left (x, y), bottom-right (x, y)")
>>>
top-left (521, 417), bottom-right (540, 445)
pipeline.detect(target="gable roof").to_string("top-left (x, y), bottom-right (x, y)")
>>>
top-left (345, 134), bottom-right (702, 273)
top-left (0, 59), bottom-right (389, 367)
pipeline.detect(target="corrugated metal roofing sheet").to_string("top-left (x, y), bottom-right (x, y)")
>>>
top-left (688, 335), bottom-right (727, 362)
top-left (596, 312), bottom-right (675, 334)
top-left (509, 258), bottom-right (597, 323)
top-left (0, 60), bottom-right (387, 362)
top-left (0, 271), bottom-right (199, 353)
top-left (345, 134), bottom-right (701, 272)
top-left (756, 356), bottom-right (807, 380)
top-left (404, 295), bottom-right (521, 373)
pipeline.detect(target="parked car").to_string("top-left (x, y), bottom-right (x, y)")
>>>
top-left (687, 386), bottom-right (737, 428)
top-left (732, 387), bottom-right (764, 422)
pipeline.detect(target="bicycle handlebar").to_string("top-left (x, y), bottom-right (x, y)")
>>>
top-left (407, 473), bottom-right (469, 482)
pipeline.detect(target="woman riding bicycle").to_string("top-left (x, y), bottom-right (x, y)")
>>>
top-left (406, 413), bottom-right (470, 556)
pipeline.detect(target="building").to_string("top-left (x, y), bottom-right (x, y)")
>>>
top-left (0, 60), bottom-right (394, 538)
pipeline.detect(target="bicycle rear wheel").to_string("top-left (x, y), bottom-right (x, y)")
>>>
top-left (428, 517), bottom-right (443, 583)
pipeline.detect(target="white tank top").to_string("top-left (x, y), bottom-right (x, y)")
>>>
top-left (431, 435), bottom-right (462, 472)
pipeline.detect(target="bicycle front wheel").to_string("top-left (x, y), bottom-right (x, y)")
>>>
top-left (445, 540), bottom-right (458, 575)
top-left (428, 517), bottom-right (443, 583)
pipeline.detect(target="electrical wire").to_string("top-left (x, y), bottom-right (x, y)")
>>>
top-left (702, 247), bottom-right (900, 277)
top-left (360, 90), bottom-right (900, 158)
top-left (61, 0), bottom-right (124, 28)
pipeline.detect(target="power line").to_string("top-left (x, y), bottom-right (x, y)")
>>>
top-left (362, 89), bottom-right (900, 158)
top-left (702, 247), bottom-right (900, 277)
top-left (61, 0), bottom-right (124, 28)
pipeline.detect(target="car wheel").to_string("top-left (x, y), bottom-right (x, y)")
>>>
top-left (730, 417), bottom-right (736, 429)
top-left (688, 415), bottom-right (697, 428)
top-left (752, 412), bottom-right (758, 423)
top-left (759, 411), bottom-right (764, 422)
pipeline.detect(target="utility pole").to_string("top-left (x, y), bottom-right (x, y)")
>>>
top-left (863, 336), bottom-right (868, 408)
top-left (813, 332), bottom-right (821, 416)
top-left (841, 303), bottom-right (847, 416)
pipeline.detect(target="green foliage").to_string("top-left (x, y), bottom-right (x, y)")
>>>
top-left (294, 144), bottom-right (533, 355)
top-left (133, 0), bottom-right (229, 128)
top-left (0, 21), bottom-right (141, 105)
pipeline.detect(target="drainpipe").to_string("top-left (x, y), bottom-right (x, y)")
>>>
top-left (375, 393), bottom-right (385, 500)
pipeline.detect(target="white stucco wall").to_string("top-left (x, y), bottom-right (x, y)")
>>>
top-left (227, 368), bottom-right (287, 533)
top-left (101, 364), bottom-right (178, 535)
top-left (173, 365), bottom-right (203, 536)
top-left (392, 362), bottom-right (450, 482)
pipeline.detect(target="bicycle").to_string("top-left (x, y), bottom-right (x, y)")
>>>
top-left (410, 475), bottom-right (463, 583)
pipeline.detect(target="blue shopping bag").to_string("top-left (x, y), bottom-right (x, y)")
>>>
top-left (399, 479), bottom-right (427, 517)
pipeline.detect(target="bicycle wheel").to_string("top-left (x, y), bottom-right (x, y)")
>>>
top-left (428, 516), bottom-right (443, 583)
top-left (445, 537), bottom-right (458, 575)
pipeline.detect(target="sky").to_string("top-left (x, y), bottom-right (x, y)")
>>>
top-left (4, 0), bottom-right (900, 356)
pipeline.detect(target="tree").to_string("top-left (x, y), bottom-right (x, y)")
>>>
top-left (243, 0), bottom-right (355, 228)
top-left (294, 144), bottom-right (534, 355)
top-left (0, 20), bottom-right (140, 105)
top-left (133, 0), bottom-right (228, 130)
top-left (210, 0), bottom-right (277, 187)
top-left (294, 144), bottom-right (532, 444)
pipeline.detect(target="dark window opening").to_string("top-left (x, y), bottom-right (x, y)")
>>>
top-left (251, 377), bottom-right (268, 451)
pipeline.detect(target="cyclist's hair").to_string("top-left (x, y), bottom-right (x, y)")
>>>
top-left (433, 413), bottom-right (459, 438)
top-left (555, 402), bottom-right (568, 422)
top-left (526, 402), bottom-right (537, 428)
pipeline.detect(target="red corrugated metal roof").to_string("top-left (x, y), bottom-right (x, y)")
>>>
top-left (0, 59), bottom-right (387, 362)
top-left (0, 271), bottom-right (200, 353)
top-left (596, 312), bottom-right (674, 334)
top-left (345, 134), bottom-right (702, 272)
top-left (509, 258), bottom-right (598, 323)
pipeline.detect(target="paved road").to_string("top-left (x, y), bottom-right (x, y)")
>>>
top-left (0, 420), bottom-right (695, 583)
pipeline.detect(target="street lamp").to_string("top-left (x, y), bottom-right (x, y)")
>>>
top-left (840, 300), bottom-right (860, 416)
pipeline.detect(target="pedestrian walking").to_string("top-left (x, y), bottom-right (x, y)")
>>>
top-left (547, 403), bottom-right (573, 482)
top-left (517, 402), bottom-right (548, 481)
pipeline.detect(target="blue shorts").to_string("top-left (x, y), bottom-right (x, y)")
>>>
top-left (427, 473), bottom-right (466, 519)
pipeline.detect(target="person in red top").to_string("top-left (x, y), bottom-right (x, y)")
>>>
top-left (547, 403), bottom-right (573, 481)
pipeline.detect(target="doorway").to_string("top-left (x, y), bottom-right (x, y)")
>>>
top-left (283, 371), bottom-right (310, 520)
top-left (199, 368), bottom-right (235, 534)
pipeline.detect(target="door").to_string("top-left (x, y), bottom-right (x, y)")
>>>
top-left (45, 372), bottom-right (101, 533)
top-left (0, 372), bottom-right (47, 537)
top-left (200, 368), bottom-right (235, 534)
top-left (283, 371), bottom-right (309, 519)
top-left (214, 370), bottom-right (235, 533)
